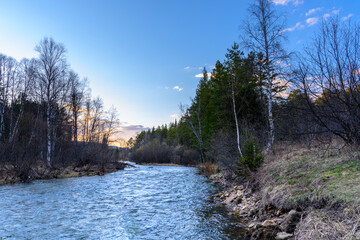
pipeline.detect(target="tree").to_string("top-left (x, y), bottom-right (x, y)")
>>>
top-left (68, 71), bottom-right (86, 143)
top-left (35, 37), bottom-right (68, 167)
top-left (241, 0), bottom-right (289, 153)
top-left (296, 18), bottom-right (360, 144)
top-left (225, 43), bottom-right (244, 158)
top-left (103, 106), bottom-right (120, 145)
top-left (180, 68), bottom-right (210, 162)
top-left (8, 58), bottom-right (37, 145)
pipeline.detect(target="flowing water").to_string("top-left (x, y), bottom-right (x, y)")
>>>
top-left (0, 164), bottom-right (245, 239)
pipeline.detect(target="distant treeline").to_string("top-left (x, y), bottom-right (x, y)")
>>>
top-left (128, 122), bottom-right (199, 165)
top-left (131, 2), bottom-right (360, 171)
top-left (0, 38), bottom-right (120, 172)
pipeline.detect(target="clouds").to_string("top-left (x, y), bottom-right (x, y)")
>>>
top-left (332, 9), bottom-right (340, 15)
top-left (118, 123), bottom-right (149, 140)
top-left (306, 17), bottom-right (319, 26)
top-left (170, 113), bottom-right (181, 120)
top-left (184, 64), bottom-right (215, 72)
top-left (195, 72), bottom-right (212, 78)
top-left (173, 86), bottom-right (183, 91)
top-left (342, 13), bottom-right (353, 21)
top-left (306, 8), bottom-right (322, 16)
top-left (271, 0), bottom-right (303, 6)
top-left (322, 13), bottom-right (331, 19)
top-left (283, 7), bottom-right (351, 33)
top-left (322, 9), bottom-right (340, 19)
top-left (283, 22), bottom-right (303, 32)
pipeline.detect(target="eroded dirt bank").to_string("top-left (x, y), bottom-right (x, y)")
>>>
top-left (0, 161), bottom-right (128, 185)
top-left (204, 144), bottom-right (360, 239)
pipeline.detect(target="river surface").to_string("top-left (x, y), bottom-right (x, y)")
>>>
top-left (0, 164), bottom-right (245, 239)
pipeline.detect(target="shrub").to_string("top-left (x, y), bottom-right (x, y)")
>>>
top-left (239, 138), bottom-right (264, 171)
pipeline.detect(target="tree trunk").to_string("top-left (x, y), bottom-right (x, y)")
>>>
top-left (74, 111), bottom-right (78, 143)
top-left (266, 81), bottom-right (274, 154)
top-left (0, 101), bottom-right (3, 140)
top-left (9, 95), bottom-right (25, 144)
top-left (232, 80), bottom-right (243, 158)
top-left (46, 102), bottom-right (52, 168)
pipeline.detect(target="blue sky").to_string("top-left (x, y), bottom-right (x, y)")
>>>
top-left (0, 0), bottom-right (358, 139)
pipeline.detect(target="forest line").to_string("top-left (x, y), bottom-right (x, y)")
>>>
top-left (0, 37), bottom-right (123, 180)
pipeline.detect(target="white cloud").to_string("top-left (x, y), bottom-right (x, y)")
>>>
top-left (184, 66), bottom-right (191, 70)
top-left (170, 113), bottom-right (181, 120)
top-left (195, 73), bottom-right (203, 78)
top-left (118, 123), bottom-right (150, 141)
top-left (195, 73), bottom-right (212, 78)
top-left (306, 17), bottom-right (319, 26)
top-left (342, 13), bottom-right (353, 21)
top-left (306, 8), bottom-right (322, 16)
top-left (322, 9), bottom-right (340, 20)
top-left (293, 0), bottom-right (304, 5)
top-left (164, 86), bottom-right (170, 90)
top-left (271, 0), bottom-right (303, 6)
top-left (323, 13), bottom-right (331, 19)
top-left (173, 86), bottom-right (183, 91)
top-left (332, 9), bottom-right (340, 15)
top-left (296, 40), bottom-right (302, 44)
top-left (282, 22), bottom-right (303, 32)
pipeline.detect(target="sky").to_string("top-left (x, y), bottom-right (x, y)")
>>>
top-left (0, 0), bottom-right (358, 140)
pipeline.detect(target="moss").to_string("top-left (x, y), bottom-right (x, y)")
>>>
top-left (259, 145), bottom-right (360, 208)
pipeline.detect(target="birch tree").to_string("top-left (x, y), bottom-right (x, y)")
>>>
top-left (241, 0), bottom-right (289, 153)
top-left (0, 55), bottom-right (8, 140)
top-left (35, 37), bottom-right (68, 167)
top-left (8, 58), bottom-right (37, 145)
top-left (225, 44), bottom-right (244, 158)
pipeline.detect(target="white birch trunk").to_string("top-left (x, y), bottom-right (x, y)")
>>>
top-left (189, 120), bottom-right (205, 162)
top-left (266, 81), bottom-right (274, 154)
top-left (232, 80), bottom-right (243, 158)
top-left (46, 102), bottom-right (52, 167)
top-left (9, 98), bottom-right (24, 144)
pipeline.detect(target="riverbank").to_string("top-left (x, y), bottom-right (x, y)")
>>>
top-left (204, 143), bottom-right (360, 239)
top-left (0, 160), bottom-right (128, 185)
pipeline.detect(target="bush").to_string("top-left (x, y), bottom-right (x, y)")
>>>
top-left (239, 138), bottom-right (264, 171)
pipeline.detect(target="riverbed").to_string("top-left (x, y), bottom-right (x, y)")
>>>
top-left (0, 163), bottom-right (245, 239)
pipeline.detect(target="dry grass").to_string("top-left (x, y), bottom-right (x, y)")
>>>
top-left (257, 142), bottom-right (360, 209)
top-left (295, 209), bottom-right (360, 240)
top-left (255, 141), bottom-right (360, 239)
top-left (198, 162), bottom-right (217, 177)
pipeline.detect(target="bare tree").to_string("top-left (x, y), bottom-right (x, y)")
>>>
top-left (68, 71), bottom-right (86, 143)
top-left (179, 69), bottom-right (210, 163)
top-left (296, 18), bottom-right (360, 144)
top-left (88, 97), bottom-right (104, 143)
top-left (103, 106), bottom-right (120, 145)
top-left (241, 0), bottom-right (289, 153)
top-left (180, 103), bottom-right (205, 162)
top-left (0, 55), bottom-right (16, 140)
top-left (35, 37), bottom-right (68, 167)
top-left (8, 58), bottom-right (37, 145)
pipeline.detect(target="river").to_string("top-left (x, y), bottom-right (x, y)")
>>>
top-left (0, 163), bottom-right (245, 239)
